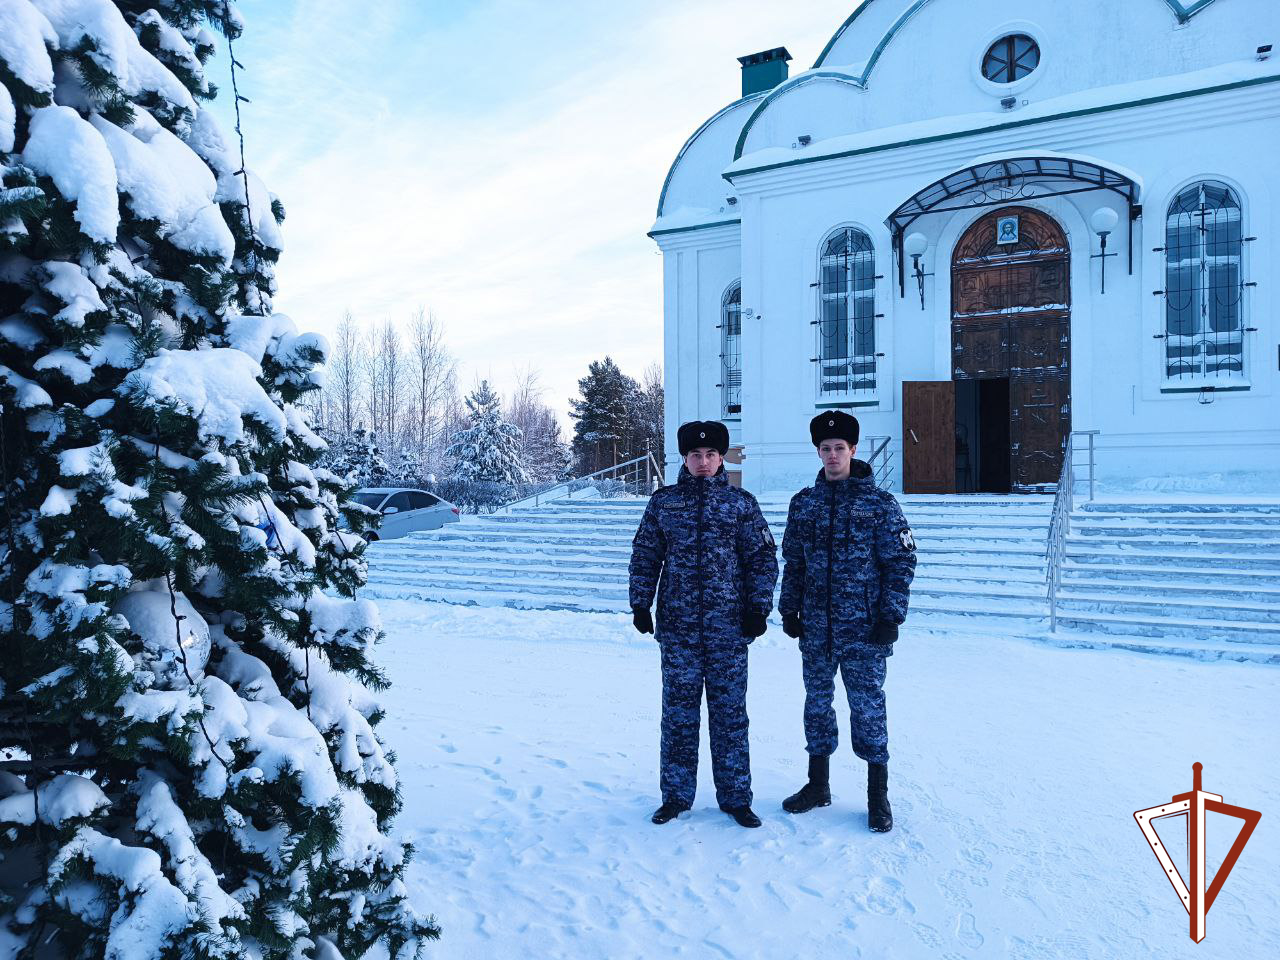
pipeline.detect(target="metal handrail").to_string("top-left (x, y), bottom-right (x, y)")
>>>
top-left (506, 452), bottom-right (663, 513)
top-left (865, 435), bottom-right (894, 488)
top-left (1046, 430), bottom-right (1101, 632)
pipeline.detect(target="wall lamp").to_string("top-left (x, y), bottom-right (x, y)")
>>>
top-left (903, 232), bottom-right (931, 309)
top-left (1090, 207), bottom-right (1119, 294)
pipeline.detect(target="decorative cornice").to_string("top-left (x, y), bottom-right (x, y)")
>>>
top-left (725, 73), bottom-right (1279, 183)
top-left (648, 217), bottom-right (742, 240)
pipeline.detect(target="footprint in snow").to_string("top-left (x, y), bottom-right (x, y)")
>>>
top-left (959, 844), bottom-right (993, 872)
top-left (910, 922), bottom-right (944, 948)
top-left (955, 912), bottom-right (984, 949)
top-left (936, 869), bottom-right (973, 910)
top-left (862, 875), bottom-right (916, 917)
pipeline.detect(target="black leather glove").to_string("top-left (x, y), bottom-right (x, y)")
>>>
top-left (871, 621), bottom-right (899, 645)
top-left (782, 612), bottom-right (803, 639)
top-left (742, 611), bottom-right (768, 639)
top-left (633, 608), bottom-right (654, 635)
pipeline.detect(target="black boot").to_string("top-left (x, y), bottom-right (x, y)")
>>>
top-left (720, 804), bottom-right (762, 828)
top-left (868, 762), bottom-right (892, 833)
top-left (783, 754), bottom-right (832, 814)
top-left (651, 802), bottom-right (689, 825)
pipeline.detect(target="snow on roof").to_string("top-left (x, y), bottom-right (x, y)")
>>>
top-left (653, 93), bottom-right (764, 230)
top-left (726, 59), bottom-right (1279, 180)
top-left (812, 0), bottom-right (1230, 72)
top-left (648, 206), bottom-right (740, 238)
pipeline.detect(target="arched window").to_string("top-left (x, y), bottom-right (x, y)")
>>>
top-left (1163, 182), bottom-right (1247, 382)
top-left (817, 228), bottom-right (877, 399)
top-left (720, 282), bottom-right (742, 416)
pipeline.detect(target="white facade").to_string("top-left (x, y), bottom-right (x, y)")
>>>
top-left (652, 0), bottom-right (1280, 493)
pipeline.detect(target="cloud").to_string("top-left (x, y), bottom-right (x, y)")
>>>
top-left (214, 0), bottom-right (857, 417)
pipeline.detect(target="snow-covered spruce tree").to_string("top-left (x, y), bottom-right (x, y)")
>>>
top-left (444, 380), bottom-right (529, 485)
top-left (0, 2), bottom-right (437, 957)
top-left (568, 356), bottom-right (640, 475)
top-left (320, 425), bottom-right (393, 489)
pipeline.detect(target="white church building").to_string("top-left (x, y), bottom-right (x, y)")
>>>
top-left (651, 0), bottom-right (1279, 494)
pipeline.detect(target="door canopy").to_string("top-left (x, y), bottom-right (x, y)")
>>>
top-left (886, 156), bottom-right (1140, 293)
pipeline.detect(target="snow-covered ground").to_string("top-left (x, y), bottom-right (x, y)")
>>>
top-left (377, 600), bottom-right (1279, 959)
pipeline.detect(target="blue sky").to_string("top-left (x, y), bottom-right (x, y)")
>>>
top-left (210, 0), bottom-right (858, 416)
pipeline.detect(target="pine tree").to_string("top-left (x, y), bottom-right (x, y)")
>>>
top-left (445, 380), bottom-right (529, 485)
top-left (524, 413), bottom-right (573, 483)
top-left (0, 2), bottom-right (437, 957)
top-left (320, 425), bottom-right (393, 488)
top-left (568, 356), bottom-right (640, 475)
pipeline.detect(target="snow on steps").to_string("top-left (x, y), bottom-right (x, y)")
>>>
top-left (1051, 500), bottom-right (1280, 661)
top-left (364, 494), bottom-right (1280, 665)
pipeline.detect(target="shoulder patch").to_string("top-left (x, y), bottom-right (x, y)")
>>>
top-left (899, 527), bottom-right (916, 552)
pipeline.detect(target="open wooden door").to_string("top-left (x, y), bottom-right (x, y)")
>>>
top-left (902, 381), bottom-right (955, 494)
top-left (724, 445), bottom-right (744, 488)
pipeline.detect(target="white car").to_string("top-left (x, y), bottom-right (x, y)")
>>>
top-left (353, 487), bottom-right (460, 541)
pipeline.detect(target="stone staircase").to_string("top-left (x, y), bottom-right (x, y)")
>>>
top-left (366, 493), bottom-right (1051, 623)
top-left (363, 491), bottom-right (1280, 665)
top-left (364, 494), bottom-right (1280, 664)
top-left (1049, 501), bottom-right (1280, 663)
top-left (360, 491), bottom-right (1280, 665)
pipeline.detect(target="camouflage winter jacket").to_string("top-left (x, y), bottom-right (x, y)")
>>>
top-left (629, 466), bottom-right (779, 646)
top-left (779, 461), bottom-right (917, 658)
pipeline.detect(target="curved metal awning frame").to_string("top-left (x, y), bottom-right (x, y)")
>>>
top-left (885, 156), bottom-right (1141, 296)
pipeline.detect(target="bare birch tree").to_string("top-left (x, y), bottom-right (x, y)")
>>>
top-left (329, 310), bottom-right (364, 434)
top-left (408, 308), bottom-right (455, 461)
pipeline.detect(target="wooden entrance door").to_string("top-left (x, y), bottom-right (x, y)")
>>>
top-left (902, 381), bottom-right (955, 494)
top-left (952, 206), bottom-right (1070, 490)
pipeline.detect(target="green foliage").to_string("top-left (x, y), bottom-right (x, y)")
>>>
top-left (0, 2), bottom-right (438, 956)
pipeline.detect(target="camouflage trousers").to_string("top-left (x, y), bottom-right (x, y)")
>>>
top-left (659, 640), bottom-right (751, 808)
top-left (800, 645), bottom-right (888, 764)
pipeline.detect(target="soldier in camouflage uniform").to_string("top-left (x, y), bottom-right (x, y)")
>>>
top-left (629, 420), bottom-right (779, 828)
top-left (779, 412), bottom-right (916, 832)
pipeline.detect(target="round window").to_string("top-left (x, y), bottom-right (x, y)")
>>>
top-left (982, 34), bottom-right (1040, 84)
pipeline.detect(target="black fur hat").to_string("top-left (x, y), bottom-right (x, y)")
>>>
top-left (809, 411), bottom-right (860, 447)
top-left (677, 420), bottom-right (730, 456)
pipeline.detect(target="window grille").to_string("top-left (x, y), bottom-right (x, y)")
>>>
top-left (817, 228), bottom-right (877, 399)
top-left (1162, 182), bottom-right (1246, 381)
top-left (720, 283), bottom-right (742, 415)
top-left (982, 35), bottom-right (1040, 83)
